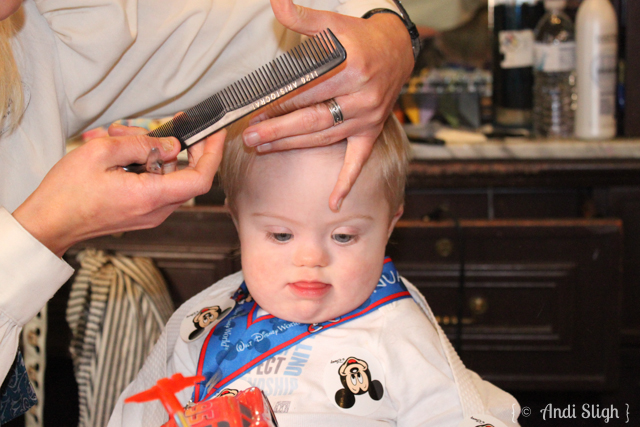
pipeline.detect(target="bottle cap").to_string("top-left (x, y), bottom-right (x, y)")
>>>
top-left (544, 0), bottom-right (566, 10)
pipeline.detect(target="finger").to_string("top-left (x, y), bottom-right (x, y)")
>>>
top-left (247, 69), bottom-right (348, 126)
top-left (193, 129), bottom-right (227, 178)
top-left (93, 134), bottom-right (181, 168)
top-left (161, 130), bottom-right (226, 200)
top-left (244, 100), bottom-right (354, 146)
top-left (107, 122), bottom-right (149, 137)
top-left (187, 129), bottom-right (226, 168)
top-left (186, 136), bottom-right (207, 168)
top-left (270, 0), bottom-right (334, 36)
top-left (254, 120), bottom-right (356, 153)
top-left (328, 135), bottom-right (374, 211)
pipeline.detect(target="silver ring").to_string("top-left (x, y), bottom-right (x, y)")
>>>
top-left (325, 98), bottom-right (344, 126)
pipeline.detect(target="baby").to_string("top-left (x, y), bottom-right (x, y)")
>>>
top-left (109, 115), bottom-right (519, 427)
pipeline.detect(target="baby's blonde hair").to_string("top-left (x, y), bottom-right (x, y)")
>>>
top-left (219, 114), bottom-right (412, 215)
top-left (0, 11), bottom-right (24, 134)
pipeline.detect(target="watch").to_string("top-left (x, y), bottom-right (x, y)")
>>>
top-left (362, 0), bottom-right (421, 62)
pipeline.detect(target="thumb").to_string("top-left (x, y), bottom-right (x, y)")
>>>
top-left (106, 123), bottom-right (181, 163)
top-left (270, 0), bottom-right (332, 36)
top-left (94, 134), bottom-right (180, 168)
top-left (108, 123), bottom-right (180, 166)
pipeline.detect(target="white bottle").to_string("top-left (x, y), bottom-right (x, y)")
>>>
top-left (575, 0), bottom-right (618, 140)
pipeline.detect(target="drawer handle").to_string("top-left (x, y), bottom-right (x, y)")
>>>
top-left (435, 238), bottom-right (454, 257)
top-left (435, 315), bottom-right (475, 326)
top-left (469, 296), bottom-right (488, 315)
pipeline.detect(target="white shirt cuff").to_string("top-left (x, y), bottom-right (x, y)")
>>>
top-left (0, 207), bottom-right (74, 326)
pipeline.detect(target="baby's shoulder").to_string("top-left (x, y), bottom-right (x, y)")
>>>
top-left (379, 292), bottom-right (432, 324)
top-left (376, 292), bottom-right (443, 348)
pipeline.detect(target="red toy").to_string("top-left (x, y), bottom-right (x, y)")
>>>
top-left (125, 374), bottom-right (278, 427)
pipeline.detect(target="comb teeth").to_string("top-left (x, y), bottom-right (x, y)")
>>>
top-left (148, 96), bottom-right (225, 145)
top-left (146, 29), bottom-right (345, 149)
top-left (219, 30), bottom-right (343, 110)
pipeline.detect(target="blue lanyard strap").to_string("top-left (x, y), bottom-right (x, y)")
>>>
top-left (194, 258), bottom-right (410, 402)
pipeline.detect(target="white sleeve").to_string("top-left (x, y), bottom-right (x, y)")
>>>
top-left (468, 371), bottom-right (521, 426)
top-left (0, 207), bottom-right (74, 384)
top-left (378, 302), bottom-right (464, 426)
top-left (32, 0), bottom-right (401, 136)
top-left (378, 301), bottom-right (521, 427)
top-left (333, 0), bottom-right (400, 17)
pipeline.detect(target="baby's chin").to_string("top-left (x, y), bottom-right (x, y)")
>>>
top-left (264, 302), bottom-right (357, 325)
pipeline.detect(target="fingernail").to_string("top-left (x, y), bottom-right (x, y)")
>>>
top-left (255, 143), bottom-right (272, 153)
top-left (160, 138), bottom-right (175, 152)
top-left (111, 122), bottom-right (123, 127)
top-left (335, 197), bottom-right (343, 211)
top-left (248, 117), bottom-right (262, 126)
top-left (244, 132), bottom-right (260, 146)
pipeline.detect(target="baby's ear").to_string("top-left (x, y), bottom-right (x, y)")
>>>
top-left (387, 205), bottom-right (404, 238)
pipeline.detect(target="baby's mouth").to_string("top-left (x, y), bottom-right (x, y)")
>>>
top-left (288, 281), bottom-right (331, 298)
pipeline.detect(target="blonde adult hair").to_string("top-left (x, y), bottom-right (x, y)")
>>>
top-left (0, 11), bottom-right (24, 134)
top-left (219, 114), bottom-right (412, 215)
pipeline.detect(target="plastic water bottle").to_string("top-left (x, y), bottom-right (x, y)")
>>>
top-left (532, 0), bottom-right (576, 137)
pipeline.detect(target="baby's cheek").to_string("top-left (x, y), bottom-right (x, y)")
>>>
top-left (242, 257), bottom-right (281, 304)
top-left (342, 263), bottom-right (380, 297)
top-left (343, 257), bottom-right (382, 287)
top-left (242, 247), bottom-right (277, 280)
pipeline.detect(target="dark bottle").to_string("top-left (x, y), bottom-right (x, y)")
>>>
top-left (492, 0), bottom-right (545, 128)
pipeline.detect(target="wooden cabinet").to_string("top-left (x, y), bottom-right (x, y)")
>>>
top-left (388, 219), bottom-right (622, 391)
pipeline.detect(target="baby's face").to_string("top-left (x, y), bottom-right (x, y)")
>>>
top-left (233, 143), bottom-right (401, 324)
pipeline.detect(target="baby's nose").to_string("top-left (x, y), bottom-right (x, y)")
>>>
top-left (293, 240), bottom-right (329, 268)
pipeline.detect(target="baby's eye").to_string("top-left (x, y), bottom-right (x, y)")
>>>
top-left (332, 233), bottom-right (355, 244)
top-left (271, 232), bottom-right (292, 242)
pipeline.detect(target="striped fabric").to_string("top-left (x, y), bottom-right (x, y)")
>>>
top-left (66, 249), bottom-right (174, 427)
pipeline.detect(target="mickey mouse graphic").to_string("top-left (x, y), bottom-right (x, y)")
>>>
top-left (334, 357), bottom-right (384, 409)
top-left (232, 287), bottom-right (253, 305)
top-left (189, 306), bottom-right (223, 340)
top-left (307, 317), bottom-right (340, 334)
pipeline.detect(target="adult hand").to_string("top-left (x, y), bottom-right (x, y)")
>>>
top-left (242, 0), bottom-right (414, 210)
top-left (12, 124), bottom-right (226, 257)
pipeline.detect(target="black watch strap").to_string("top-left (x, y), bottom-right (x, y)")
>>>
top-left (362, 0), bottom-right (421, 62)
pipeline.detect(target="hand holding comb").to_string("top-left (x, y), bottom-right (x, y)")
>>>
top-left (124, 29), bottom-right (346, 173)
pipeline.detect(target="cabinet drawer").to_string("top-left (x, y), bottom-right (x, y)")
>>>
top-left (403, 188), bottom-right (585, 220)
top-left (400, 262), bottom-right (575, 351)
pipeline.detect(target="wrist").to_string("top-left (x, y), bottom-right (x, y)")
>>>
top-left (13, 199), bottom-right (75, 258)
top-left (363, 4), bottom-right (421, 63)
top-left (364, 13), bottom-right (415, 76)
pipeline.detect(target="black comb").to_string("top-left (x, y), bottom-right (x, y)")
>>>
top-left (124, 29), bottom-right (346, 173)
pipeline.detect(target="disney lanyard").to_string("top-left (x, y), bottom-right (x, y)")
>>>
top-left (194, 258), bottom-right (410, 402)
